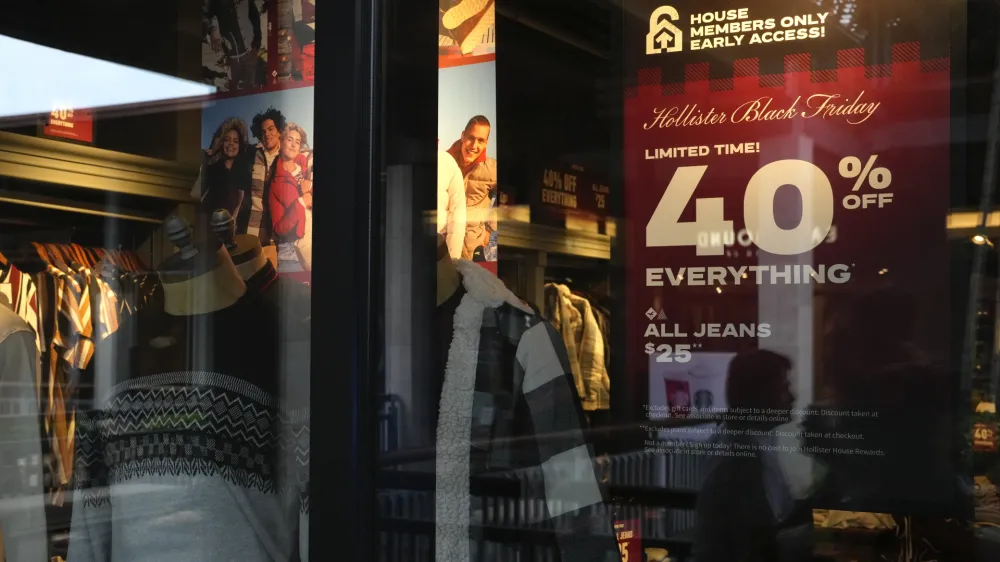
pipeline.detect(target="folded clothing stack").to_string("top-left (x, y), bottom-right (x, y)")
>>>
top-left (813, 509), bottom-right (896, 530)
top-left (976, 476), bottom-right (1000, 525)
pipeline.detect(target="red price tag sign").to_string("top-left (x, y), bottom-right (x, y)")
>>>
top-left (43, 106), bottom-right (94, 144)
top-left (974, 423), bottom-right (996, 452)
top-left (614, 519), bottom-right (642, 562)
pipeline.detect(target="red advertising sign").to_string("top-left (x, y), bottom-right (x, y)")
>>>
top-left (614, 519), bottom-right (642, 562)
top-left (532, 163), bottom-right (611, 225)
top-left (974, 423), bottom-right (997, 452)
top-left (42, 107), bottom-right (94, 144)
top-left (625, 1), bottom-right (956, 515)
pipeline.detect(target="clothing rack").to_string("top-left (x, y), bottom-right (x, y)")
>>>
top-left (0, 127), bottom-right (194, 560)
top-left (0, 239), bottom-right (159, 560)
top-left (0, 189), bottom-right (163, 224)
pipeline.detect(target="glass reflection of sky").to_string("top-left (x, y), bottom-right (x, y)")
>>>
top-left (0, 34), bottom-right (215, 119)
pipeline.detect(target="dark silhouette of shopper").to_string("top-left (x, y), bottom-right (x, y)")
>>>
top-left (804, 288), bottom-right (968, 560)
top-left (693, 350), bottom-right (813, 562)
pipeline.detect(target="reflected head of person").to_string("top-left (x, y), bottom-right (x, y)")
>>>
top-left (695, 349), bottom-right (813, 562)
top-left (221, 129), bottom-right (241, 164)
top-left (201, 117), bottom-right (252, 219)
top-left (726, 349), bottom-right (795, 428)
top-left (251, 106), bottom-right (287, 155)
top-left (459, 114), bottom-right (490, 167)
top-left (207, 117), bottom-right (251, 165)
top-left (281, 123), bottom-right (306, 162)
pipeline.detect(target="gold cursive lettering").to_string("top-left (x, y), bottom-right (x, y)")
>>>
top-left (800, 90), bottom-right (880, 124)
top-left (644, 105), bottom-right (728, 129)
top-left (641, 90), bottom-right (881, 130)
top-left (732, 96), bottom-right (800, 123)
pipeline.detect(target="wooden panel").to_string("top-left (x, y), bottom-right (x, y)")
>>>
top-left (0, 131), bottom-right (197, 203)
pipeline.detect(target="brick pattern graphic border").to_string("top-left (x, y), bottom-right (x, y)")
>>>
top-left (626, 42), bottom-right (949, 99)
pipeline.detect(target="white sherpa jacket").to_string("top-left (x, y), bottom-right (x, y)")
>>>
top-left (433, 261), bottom-right (619, 562)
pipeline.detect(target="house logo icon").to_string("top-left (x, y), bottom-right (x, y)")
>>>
top-left (647, 6), bottom-right (683, 54)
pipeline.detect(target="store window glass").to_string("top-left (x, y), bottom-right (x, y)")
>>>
top-left (0, 2), bottom-right (313, 561)
top-left (372, 0), bottom-right (1000, 561)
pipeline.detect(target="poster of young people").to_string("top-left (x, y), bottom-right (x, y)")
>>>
top-left (626, 0), bottom-right (961, 517)
top-left (438, 0), bottom-right (498, 271)
top-left (196, 86), bottom-right (315, 280)
top-left (202, 0), bottom-right (316, 95)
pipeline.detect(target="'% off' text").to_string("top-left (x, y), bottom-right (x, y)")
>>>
top-left (839, 155), bottom-right (893, 210)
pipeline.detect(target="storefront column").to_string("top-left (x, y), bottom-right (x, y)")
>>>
top-left (523, 249), bottom-right (548, 307)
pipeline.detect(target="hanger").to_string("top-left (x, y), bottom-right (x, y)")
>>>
top-left (128, 250), bottom-right (143, 272)
top-left (41, 243), bottom-right (72, 274)
top-left (88, 247), bottom-right (102, 268)
top-left (85, 246), bottom-right (99, 269)
top-left (0, 243), bottom-right (47, 275)
top-left (0, 249), bottom-right (10, 282)
top-left (118, 250), bottom-right (133, 273)
top-left (107, 249), bottom-right (123, 271)
top-left (62, 244), bottom-right (86, 272)
top-left (68, 244), bottom-right (90, 269)
top-left (32, 243), bottom-right (57, 270)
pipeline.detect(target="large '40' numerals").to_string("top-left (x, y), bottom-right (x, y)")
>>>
top-left (646, 161), bottom-right (835, 256)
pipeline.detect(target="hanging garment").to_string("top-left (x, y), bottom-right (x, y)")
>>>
top-left (50, 266), bottom-right (95, 381)
top-left (43, 265), bottom-right (95, 494)
top-left (91, 276), bottom-right (121, 342)
top-left (590, 303), bottom-right (611, 371)
top-left (0, 263), bottom-right (41, 354)
top-left (543, 284), bottom-right (609, 410)
top-left (543, 283), bottom-right (583, 397)
top-left (0, 305), bottom-right (48, 562)
top-left (431, 260), bottom-right (619, 562)
top-left (69, 291), bottom-right (309, 562)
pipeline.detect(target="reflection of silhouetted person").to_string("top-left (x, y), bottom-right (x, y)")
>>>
top-left (804, 288), bottom-right (966, 557)
top-left (693, 350), bottom-right (812, 562)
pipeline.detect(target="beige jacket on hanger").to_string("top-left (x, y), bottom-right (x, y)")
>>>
top-left (0, 305), bottom-right (47, 562)
top-left (543, 284), bottom-right (610, 410)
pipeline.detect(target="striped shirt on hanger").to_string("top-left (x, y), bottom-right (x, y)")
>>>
top-left (44, 265), bottom-right (95, 493)
top-left (0, 264), bottom-right (41, 353)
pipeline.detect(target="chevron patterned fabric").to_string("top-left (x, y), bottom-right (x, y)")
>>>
top-left (69, 371), bottom-right (310, 561)
top-left (74, 373), bottom-right (308, 507)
